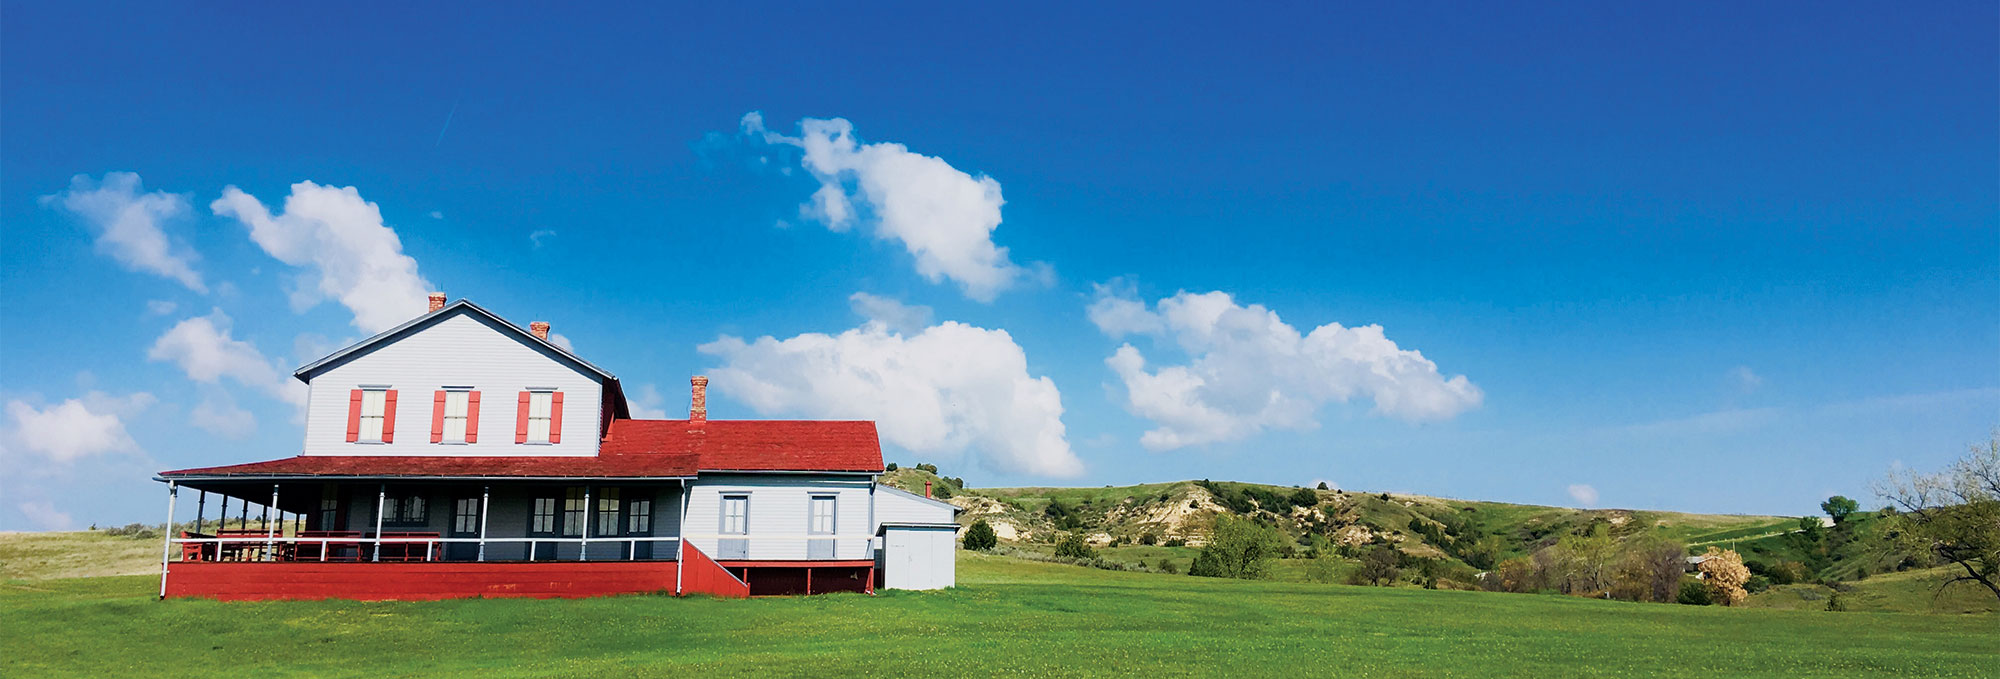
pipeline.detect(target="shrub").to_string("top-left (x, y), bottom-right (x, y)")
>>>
top-left (1768, 560), bottom-right (1810, 585)
top-left (1156, 558), bottom-right (1179, 574)
top-left (1351, 545), bottom-right (1402, 586)
top-left (1677, 577), bottom-right (1713, 605)
top-left (1745, 575), bottom-right (1772, 594)
top-left (915, 463), bottom-right (938, 473)
top-left (884, 462), bottom-right (898, 471)
top-left (1825, 590), bottom-right (1846, 612)
top-left (1698, 547), bottom-right (1751, 606)
top-left (1164, 537), bottom-right (1187, 547)
top-left (1187, 515), bottom-right (1288, 580)
top-left (1138, 532), bottom-right (1158, 546)
top-left (1316, 481), bottom-right (1330, 490)
top-left (1304, 551), bottom-right (1342, 583)
top-left (1288, 487), bottom-right (1320, 507)
top-left (963, 520), bottom-right (998, 551)
top-left (1054, 532), bottom-right (1094, 560)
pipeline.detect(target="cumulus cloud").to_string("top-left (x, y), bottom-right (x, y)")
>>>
top-left (740, 113), bottom-right (1037, 301)
top-left (547, 332), bottom-right (574, 352)
top-left (628, 384), bottom-right (670, 420)
top-left (1095, 287), bottom-right (1482, 450)
top-left (848, 292), bottom-right (934, 334)
top-left (3, 392), bottom-right (153, 463)
top-left (145, 299), bottom-right (179, 316)
top-left (148, 309), bottom-right (306, 407)
top-left (191, 397), bottom-right (257, 439)
top-left (211, 181), bottom-right (432, 333)
top-left (1568, 484), bottom-right (1600, 508)
top-left (16, 501), bottom-right (74, 531)
top-left (700, 314), bottom-right (1083, 477)
top-left (529, 229), bottom-right (556, 247)
top-left (1730, 366), bottom-right (1763, 393)
top-left (41, 172), bottom-right (206, 292)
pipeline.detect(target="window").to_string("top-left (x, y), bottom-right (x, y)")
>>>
top-left (561, 487), bottom-right (586, 536)
top-left (720, 495), bottom-right (748, 535)
top-left (452, 498), bottom-right (479, 534)
top-left (526, 392), bottom-right (553, 443)
top-left (442, 390), bottom-right (470, 443)
top-left (627, 499), bottom-right (652, 534)
top-left (359, 389), bottom-right (388, 442)
top-left (809, 495), bottom-right (836, 535)
top-left (596, 488), bottom-right (621, 536)
top-left (318, 494), bottom-right (339, 531)
top-left (530, 497), bottom-right (557, 535)
top-left (381, 493), bottom-right (426, 526)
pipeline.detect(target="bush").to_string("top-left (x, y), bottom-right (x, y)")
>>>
top-left (1164, 537), bottom-right (1187, 547)
top-left (1745, 575), bottom-right (1771, 594)
top-left (1138, 532), bottom-right (1158, 546)
top-left (1156, 558), bottom-right (1178, 574)
top-left (1304, 551), bottom-right (1342, 584)
top-left (1054, 532), bottom-right (1094, 560)
top-left (915, 463), bottom-right (938, 473)
top-left (1187, 515), bottom-right (1288, 580)
top-left (963, 520), bottom-right (998, 551)
top-left (1677, 577), bottom-right (1713, 605)
top-left (1351, 545), bottom-right (1402, 586)
top-left (1288, 487), bottom-right (1320, 507)
top-left (1316, 481), bottom-right (1330, 490)
top-left (884, 462), bottom-right (898, 471)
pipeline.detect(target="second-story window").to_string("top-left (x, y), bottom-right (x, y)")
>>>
top-left (350, 388), bottom-right (396, 443)
top-left (527, 392), bottom-right (552, 442)
top-left (438, 390), bottom-right (473, 443)
top-left (517, 390), bottom-right (561, 444)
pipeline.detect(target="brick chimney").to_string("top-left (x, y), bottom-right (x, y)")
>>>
top-left (924, 480), bottom-right (932, 498)
top-left (689, 376), bottom-right (709, 424)
top-left (427, 292), bottom-right (447, 313)
top-left (529, 322), bottom-right (550, 341)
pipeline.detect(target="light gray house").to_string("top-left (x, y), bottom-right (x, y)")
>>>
top-left (154, 294), bottom-right (958, 600)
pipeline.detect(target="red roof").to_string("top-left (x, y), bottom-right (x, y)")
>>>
top-left (159, 419), bottom-right (882, 479)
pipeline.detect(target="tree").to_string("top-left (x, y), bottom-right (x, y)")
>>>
top-left (1698, 547), bottom-right (1751, 606)
top-left (1316, 481), bottom-right (1330, 490)
top-left (963, 520), bottom-right (997, 551)
top-left (1138, 532), bottom-right (1158, 546)
top-left (1353, 545), bottom-right (1402, 586)
top-left (1821, 496), bottom-right (1860, 525)
top-left (1054, 532), bottom-right (1094, 560)
top-left (1875, 432), bottom-right (2000, 601)
top-left (1188, 515), bottom-right (1288, 579)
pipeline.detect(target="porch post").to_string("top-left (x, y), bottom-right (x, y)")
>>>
top-left (372, 483), bottom-right (387, 562)
top-left (218, 494), bottom-right (228, 533)
top-left (239, 496), bottom-right (248, 530)
top-left (476, 485), bottom-right (490, 562)
top-left (157, 481), bottom-right (177, 599)
top-left (265, 484), bottom-right (279, 561)
top-left (675, 479), bottom-right (688, 595)
top-left (579, 486), bottom-right (591, 561)
top-left (195, 490), bottom-right (206, 536)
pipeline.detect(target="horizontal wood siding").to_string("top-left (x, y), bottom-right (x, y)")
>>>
top-left (681, 475), bottom-right (874, 561)
top-left (163, 561), bottom-right (680, 601)
top-left (302, 311), bottom-right (604, 457)
top-left (875, 486), bottom-right (956, 526)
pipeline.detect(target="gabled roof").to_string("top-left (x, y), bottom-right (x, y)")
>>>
top-left (292, 299), bottom-right (618, 385)
top-left (159, 418), bottom-right (885, 479)
top-left (875, 483), bottom-right (962, 512)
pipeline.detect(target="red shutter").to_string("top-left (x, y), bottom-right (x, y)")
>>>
top-left (381, 390), bottom-right (399, 443)
top-left (465, 391), bottom-right (481, 443)
top-left (515, 391), bottom-right (531, 443)
top-left (431, 390), bottom-right (447, 443)
top-left (549, 392), bottom-right (564, 444)
top-left (346, 389), bottom-right (363, 442)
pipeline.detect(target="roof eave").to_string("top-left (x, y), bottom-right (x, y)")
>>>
top-left (291, 299), bottom-right (619, 384)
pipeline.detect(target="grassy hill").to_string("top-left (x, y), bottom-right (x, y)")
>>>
top-left (4, 544), bottom-right (1995, 677)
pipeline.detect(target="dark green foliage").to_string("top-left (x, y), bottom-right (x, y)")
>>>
top-left (1195, 480), bottom-right (1322, 515)
top-left (1678, 578), bottom-right (1713, 605)
top-left (1138, 532), bottom-right (1158, 546)
top-left (1164, 537), bottom-right (1188, 547)
top-left (1352, 545), bottom-right (1401, 586)
top-left (1822, 496), bottom-right (1860, 524)
top-left (914, 463), bottom-right (938, 474)
top-left (1288, 487), bottom-right (1320, 507)
top-left (1054, 532), bottom-right (1093, 560)
top-left (1188, 515), bottom-right (1287, 579)
top-left (963, 520), bottom-right (998, 551)
top-left (1043, 500), bottom-right (1085, 531)
top-left (884, 463), bottom-right (898, 471)
top-left (1155, 558), bottom-right (1178, 574)
top-left (1316, 481), bottom-right (1330, 490)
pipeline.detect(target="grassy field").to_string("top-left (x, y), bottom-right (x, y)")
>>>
top-left (4, 543), bottom-right (1994, 677)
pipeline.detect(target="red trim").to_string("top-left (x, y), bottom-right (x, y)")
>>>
top-left (162, 561), bottom-right (681, 601)
top-left (515, 392), bottom-right (530, 444)
top-left (548, 392), bottom-right (564, 444)
top-left (465, 391), bottom-right (481, 443)
top-left (714, 560), bottom-right (876, 568)
top-left (380, 390), bottom-right (398, 443)
top-left (679, 541), bottom-right (750, 598)
top-left (345, 390), bottom-right (363, 442)
top-left (430, 391), bottom-right (446, 443)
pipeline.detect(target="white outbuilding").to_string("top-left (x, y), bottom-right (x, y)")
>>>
top-left (872, 483), bottom-right (961, 590)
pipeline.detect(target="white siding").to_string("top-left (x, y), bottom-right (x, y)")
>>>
top-left (880, 525), bottom-right (956, 590)
top-left (680, 475), bottom-right (875, 561)
top-left (301, 311), bottom-right (605, 456)
top-left (875, 485), bottom-right (956, 526)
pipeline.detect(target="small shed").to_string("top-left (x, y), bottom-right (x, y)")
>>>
top-left (871, 483), bottom-right (961, 590)
top-left (877, 522), bottom-right (959, 590)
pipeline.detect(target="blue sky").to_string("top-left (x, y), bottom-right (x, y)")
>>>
top-left (2, 2), bottom-right (1994, 529)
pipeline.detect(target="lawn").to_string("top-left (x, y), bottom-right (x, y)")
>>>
top-left (4, 551), bottom-right (1994, 678)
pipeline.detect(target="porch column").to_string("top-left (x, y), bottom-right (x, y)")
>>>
top-left (218, 494), bottom-right (228, 533)
top-left (264, 484), bottom-right (280, 561)
top-left (157, 481), bottom-right (177, 599)
top-left (476, 485), bottom-right (490, 562)
top-left (372, 483), bottom-right (387, 562)
top-left (675, 479), bottom-right (688, 594)
top-left (579, 486), bottom-right (591, 561)
top-left (239, 496), bottom-right (248, 530)
top-left (195, 490), bottom-right (206, 536)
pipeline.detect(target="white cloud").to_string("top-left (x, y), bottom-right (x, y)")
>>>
top-left (3, 392), bottom-right (153, 463)
top-left (1087, 280), bottom-right (1164, 337)
top-left (41, 172), bottom-right (206, 292)
top-left (1096, 287), bottom-right (1482, 450)
top-left (144, 299), bottom-right (179, 316)
top-left (1568, 484), bottom-right (1600, 508)
top-left (1730, 366), bottom-right (1763, 393)
top-left (148, 309), bottom-right (306, 407)
top-left (191, 398), bottom-right (256, 439)
top-left (529, 229), bottom-right (556, 247)
top-left (629, 384), bottom-right (670, 420)
top-left (211, 181), bottom-right (432, 333)
top-left (429, 211), bottom-right (445, 220)
top-left (848, 292), bottom-right (934, 334)
top-left (548, 332), bottom-right (574, 352)
top-left (741, 113), bottom-right (1036, 302)
top-left (700, 314), bottom-right (1083, 477)
top-left (16, 501), bottom-right (74, 531)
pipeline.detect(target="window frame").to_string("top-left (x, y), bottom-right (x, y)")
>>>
top-left (627, 497), bottom-right (653, 535)
top-left (358, 388), bottom-right (389, 443)
top-left (440, 389), bottom-right (471, 444)
top-left (525, 391), bottom-right (555, 444)
top-left (719, 494), bottom-right (749, 535)
top-left (451, 497), bottom-right (480, 535)
top-left (595, 487), bottom-right (622, 537)
top-left (808, 494), bottom-right (837, 535)
top-left (560, 487), bottom-right (586, 537)
top-left (529, 496), bottom-right (558, 536)
top-left (383, 492), bottom-right (427, 528)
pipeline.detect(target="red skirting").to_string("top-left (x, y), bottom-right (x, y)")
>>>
top-left (164, 561), bottom-right (682, 601)
top-left (678, 541), bottom-right (750, 598)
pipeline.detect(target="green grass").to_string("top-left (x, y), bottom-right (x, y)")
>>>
top-left (1745, 566), bottom-right (2000, 615)
top-left (4, 551), bottom-right (1993, 678)
top-left (0, 531), bottom-right (161, 580)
